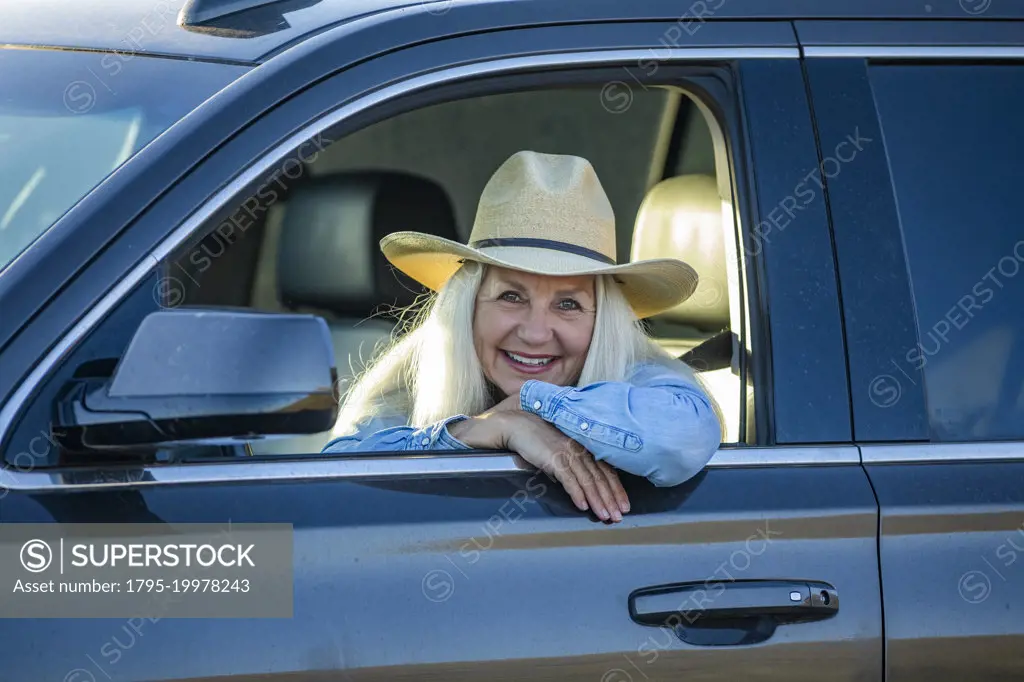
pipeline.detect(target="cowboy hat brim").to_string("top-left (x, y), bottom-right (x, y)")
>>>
top-left (380, 231), bottom-right (699, 319)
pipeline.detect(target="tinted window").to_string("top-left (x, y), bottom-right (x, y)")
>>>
top-left (0, 48), bottom-right (246, 272)
top-left (871, 64), bottom-right (1024, 441)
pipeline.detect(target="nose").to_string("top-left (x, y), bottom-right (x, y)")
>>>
top-left (516, 302), bottom-right (554, 346)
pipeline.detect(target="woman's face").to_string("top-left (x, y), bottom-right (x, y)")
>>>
top-left (473, 266), bottom-right (597, 397)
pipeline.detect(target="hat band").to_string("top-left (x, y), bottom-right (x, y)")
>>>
top-left (470, 238), bottom-right (615, 266)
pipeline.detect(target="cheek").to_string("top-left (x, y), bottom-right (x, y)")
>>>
top-left (472, 311), bottom-right (489, 358)
top-left (474, 307), bottom-right (513, 356)
top-left (563, 320), bottom-right (596, 359)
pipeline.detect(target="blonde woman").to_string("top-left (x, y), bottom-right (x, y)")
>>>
top-left (324, 151), bottom-right (722, 522)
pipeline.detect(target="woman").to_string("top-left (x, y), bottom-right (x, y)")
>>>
top-left (323, 150), bottom-right (722, 522)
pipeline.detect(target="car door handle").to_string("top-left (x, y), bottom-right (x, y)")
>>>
top-left (628, 580), bottom-right (839, 646)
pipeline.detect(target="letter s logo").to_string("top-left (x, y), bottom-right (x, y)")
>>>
top-left (21, 539), bottom-right (52, 573)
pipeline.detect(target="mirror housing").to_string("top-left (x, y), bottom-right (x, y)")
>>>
top-left (53, 309), bottom-right (339, 453)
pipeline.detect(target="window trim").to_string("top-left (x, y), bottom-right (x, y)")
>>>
top-left (0, 445), bottom-right (859, 493)
top-left (0, 47), bottom-right (794, 487)
top-left (863, 442), bottom-right (1024, 464)
top-left (804, 46), bottom-right (1024, 58)
top-left (796, 18), bottom-right (1024, 59)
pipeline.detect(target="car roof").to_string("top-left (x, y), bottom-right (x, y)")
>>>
top-left (0, 0), bottom-right (426, 64)
top-left (2, 0), bottom-right (1022, 64)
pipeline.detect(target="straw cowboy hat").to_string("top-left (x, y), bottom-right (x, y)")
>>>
top-left (380, 150), bottom-right (699, 319)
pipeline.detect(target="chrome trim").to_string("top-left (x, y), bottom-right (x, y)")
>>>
top-left (862, 441), bottom-right (1024, 464)
top-left (0, 46), bottom-right (797, 462)
top-left (710, 445), bottom-right (859, 467)
top-left (803, 46), bottom-right (1024, 59)
top-left (0, 446), bottom-right (860, 492)
top-left (0, 453), bottom-right (534, 492)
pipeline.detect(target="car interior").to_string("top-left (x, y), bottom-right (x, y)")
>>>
top-left (169, 84), bottom-right (751, 454)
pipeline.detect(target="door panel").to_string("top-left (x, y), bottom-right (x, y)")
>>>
top-left (4, 451), bottom-right (879, 681)
top-left (806, 33), bottom-right (1024, 682)
top-left (864, 449), bottom-right (1024, 681)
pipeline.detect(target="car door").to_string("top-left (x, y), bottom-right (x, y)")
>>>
top-left (800, 20), bottom-right (1024, 682)
top-left (0, 7), bottom-right (882, 681)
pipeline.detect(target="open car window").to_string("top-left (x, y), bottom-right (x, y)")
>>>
top-left (4, 75), bottom-right (753, 469)
top-left (164, 83), bottom-right (748, 457)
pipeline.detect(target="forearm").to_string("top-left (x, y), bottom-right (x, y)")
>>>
top-left (322, 415), bottom-right (472, 453)
top-left (519, 377), bottom-right (722, 486)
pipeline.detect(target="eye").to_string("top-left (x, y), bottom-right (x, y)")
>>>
top-left (557, 298), bottom-right (583, 311)
top-left (499, 290), bottom-right (524, 303)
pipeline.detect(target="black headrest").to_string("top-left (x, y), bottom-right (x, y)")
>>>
top-left (680, 329), bottom-right (734, 372)
top-left (277, 171), bottom-right (459, 318)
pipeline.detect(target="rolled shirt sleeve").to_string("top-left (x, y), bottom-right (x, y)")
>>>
top-left (321, 413), bottom-right (472, 454)
top-left (519, 361), bottom-right (722, 487)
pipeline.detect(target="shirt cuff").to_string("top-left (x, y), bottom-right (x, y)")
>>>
top-left (520, 380), bottom-right (574, 420)
top-left (437, 416), bottom-right (472, 450)
top-left (406, 414), bottom-right (472, 451)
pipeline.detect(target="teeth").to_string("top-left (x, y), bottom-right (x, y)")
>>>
top-left (506, 351), bottom-right (553, 366)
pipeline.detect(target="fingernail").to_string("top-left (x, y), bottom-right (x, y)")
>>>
top-left (599, 508), bottom-right (610, 520)
top-left (612, 510), bottom-right (622, 522)
top-left (581, 501), bottom-right (589, 511)
top-left (620, 502), bottom-right (630, 513)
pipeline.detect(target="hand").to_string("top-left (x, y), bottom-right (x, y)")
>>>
top-left (448, 411), bottom-right (630, 522)
top-left (504, 413), bottom-right (630, 522)
top-left (482, 393), bottom-right (523, 415)
top-left (444, 394), bottom-right (522, 446)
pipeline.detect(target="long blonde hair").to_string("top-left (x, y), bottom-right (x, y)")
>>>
top-left (333, 261), bottom-right (721, 435)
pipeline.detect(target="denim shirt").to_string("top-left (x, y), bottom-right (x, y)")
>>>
top-left (321, 360), bottom-right (722, 487)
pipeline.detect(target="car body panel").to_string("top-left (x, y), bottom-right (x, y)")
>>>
top-left (2, 457), bottom-right (881, 680)
top-left (863, 451), bottom-right (1024, 681)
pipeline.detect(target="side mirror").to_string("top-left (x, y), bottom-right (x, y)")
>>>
top-left (53, 309), bottom-right (339, 453)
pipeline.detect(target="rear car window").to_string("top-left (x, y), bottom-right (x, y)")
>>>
top-left (870, 64), bottom-right (1024, 442)
top-left (0, 48), bottom-right (247, 273)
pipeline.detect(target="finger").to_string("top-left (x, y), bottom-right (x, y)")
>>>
top-left (550, 461), bottom-right (588, 512)
top-left (580, 454), bottom-right (621, 522)
top-left (596, 460), bottom-right (630, 514)
top-left (566, 449), bottom-right (611, 521)
top-left (549, 446), bottom-right (590, 512)
top-left (565, 441), bottom-right (614, 520)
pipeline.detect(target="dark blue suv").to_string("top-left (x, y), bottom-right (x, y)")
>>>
top-left (2, 1), bottom-right (1024, 680)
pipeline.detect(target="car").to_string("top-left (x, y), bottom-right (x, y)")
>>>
top-left (1, 0), bottom-right (1023, 679)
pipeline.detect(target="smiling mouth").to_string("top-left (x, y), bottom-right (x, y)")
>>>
top-left (501, 350), bottom-right (559, 370)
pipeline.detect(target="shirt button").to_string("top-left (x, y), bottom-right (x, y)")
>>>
top-left (579, 422), bottom-right (589, 431)
top-left (533, 400), bottom-right (542, 410)
top-left (421, 438), bottom-right (430, 446)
